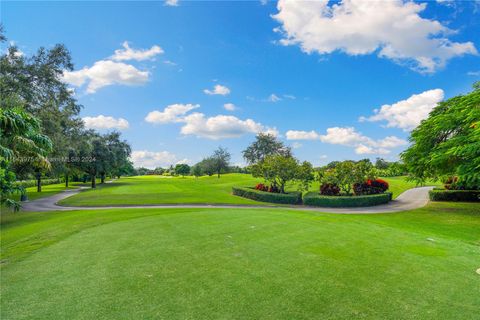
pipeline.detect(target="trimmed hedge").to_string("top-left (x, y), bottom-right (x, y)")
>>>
top-left (232, 186), bottom-right (302, 205)
top-left (303, 192), bottom-right (392, 207)
top-left (429, 189), bottom-right (480, 202)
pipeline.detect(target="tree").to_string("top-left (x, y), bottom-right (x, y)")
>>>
top-left (402, 82), bottom-right (480, 188)
top-left (243, 133), bottom-right (291, 165)
top-left (175, 163), bottom-right (190, 177)
top-left (375, 158), bottom-right (389, 170)
top-left (318, 160), bottom-right (375, 195)
top-left (251, 155), bottom-right (314, 194)
top-left (0, 34), bottom-right (84, 183)
top-left (104, 132), bottom-right (131, 180)
top-left (0, 106), bottom-right (52, 209)
top-left (192, 165), bottom-right (202, 178)
top-left (212, 147), bottom-right (231, 178)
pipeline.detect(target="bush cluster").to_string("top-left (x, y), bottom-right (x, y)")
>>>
top-left (320, 183), bottom-right (340, 196)
top-left (443, 176), bottom-right (479, 190)
top-left (304, 192), bottom-right (393, 207)
top-left (232, 187), bottom-right (302, 205)
top-left (353, 179), bottom-right (389, 195)
top-left (429, 189), bottom-right (480, 202)
top-left (255, 183), bottom-right (280, 193)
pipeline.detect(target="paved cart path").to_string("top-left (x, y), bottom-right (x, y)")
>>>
top-left (19, 185), bottom-right (434, 214)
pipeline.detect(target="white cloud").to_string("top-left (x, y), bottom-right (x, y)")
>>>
top-left (286, 126), bottom-right (407, 155)
top-left (62, 60), bottom-right (149, 93)
top-left (204, 84), bottom-right (231, 96)
top-left (467, 70), bottom-right (480, 76)
top-left (267, 93), bottom-right (281, 102)
top-left (145, 103), bottom-right (200, 124)
top-left (273, 0), bottom-right (477, 73)
top-left (283, 94), bottom-right (296, 99)
top-left (359, 89), bottom-right (444, 131)
top-left (181, 113), bottom-right (276, 140)
top-left (82, 115), bottom-right (129, 130)
top-left (163, 60), bottom-right (177, 66)
top-left (165, 0), bottom-right (179, 6)
top-left (223, 103), bottom-right (236, 111)
top-left (111, 41), bottom-right (163, 61)
top-left (131, 150), bottom-right (179, 169)
top-left (260, 0), bottom-right (268, 5)
top-left (291, 142), bottom-right (302, 149)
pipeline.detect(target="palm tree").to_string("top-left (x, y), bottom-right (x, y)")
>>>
top-left (0, 104), bottom-right (52, 209)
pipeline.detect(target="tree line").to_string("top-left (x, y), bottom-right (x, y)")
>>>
top-left (0, 27), bottom-right (132, 210)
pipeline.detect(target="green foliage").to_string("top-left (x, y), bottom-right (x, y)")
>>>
top-left (174, 163), bottom-right (190, 177)
top-left (317, 160), bottom-right (376, 195)
top-left (250, 155), bottom-right (313, 193)
top-left (232, 186), bottom-right (302, 204)
top-left (429, 189), bottom-right (480, 202)
top-left (242, 133), bottom-right (291, 164)
top-left (402, 83), bottom-right (480, 188)
top-left (304, 192), bottom-right (392, 207)
top-left (191, 165), bottom-right (202, 178)
top-left (211, 146), bottom-right (231, 178)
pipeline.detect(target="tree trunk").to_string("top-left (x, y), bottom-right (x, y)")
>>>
top-left (91, 174), bottom-right (96, 188)
top-left (36, 173), bottom-right (42, 192)
top-left (65, 174), bottom-right (69, 188)
top-left (101, 173), bottom-right (105, 184)
top-left (217, 172), bottom-right (220, 178)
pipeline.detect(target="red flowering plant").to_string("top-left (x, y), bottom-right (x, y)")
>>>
top-left (255, 183), bottom-right (268, 192)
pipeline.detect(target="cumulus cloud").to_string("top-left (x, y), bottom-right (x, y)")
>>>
top-left (111, 41), bottom-right (163, 61)
top-left (223, 103), bottom-right (236, 111)
top-left (82, 115), bottom-right (129, 130)
top-left (204, 84), bottom-right (231, 96)
top-left (180, 113), bottom-right (276, 140)
top-left (272, 0), bottom-right (477, 73)
top-left (62, 60), bottom-right (149, 93)
top-left (286, 126), bottom-right (407, 155)
top-left (359, 89), bottom-right (444, 131)
top-left (145, 103), bottom-right (200, 124)
top-left (131, 150), bottom-right (180, 169)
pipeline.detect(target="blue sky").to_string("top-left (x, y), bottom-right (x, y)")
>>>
top-left (3, 0), bottom-right (480, 168)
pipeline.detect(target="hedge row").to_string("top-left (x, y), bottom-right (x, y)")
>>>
top-left (303, 192), bottom-right (393, 207)
top-left (232, 187), bottom-right (302, 205)
top-left (429, 189), bottom-right (480, 202)
top-left (14, 178), bottom-right (64, 189)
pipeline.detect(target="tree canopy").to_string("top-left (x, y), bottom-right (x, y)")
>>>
top-left (402, 82), bottom-right (480, 188)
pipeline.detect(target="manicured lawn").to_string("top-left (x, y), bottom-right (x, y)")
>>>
top-left (1, 202), bottom-right (478, 319)
top-left (58, 174), bottom-right (436, 207)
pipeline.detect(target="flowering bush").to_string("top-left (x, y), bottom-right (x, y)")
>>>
top-left (320, 183), bottom-right (340, 196)
top-left (255, 183), bottom-right (268, 192)
top-left (353, 179), bottom-right (389, 195)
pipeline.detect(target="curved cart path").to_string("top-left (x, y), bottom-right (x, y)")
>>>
top-left (20, 186), bottom-right (434, 214)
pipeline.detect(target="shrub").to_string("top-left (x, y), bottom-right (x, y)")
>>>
top-left (304, 192), bottom-right (392, 207)
top-left (320, 183), bottom-right (340, 196)
top-left (232, 186), bottom-right (302, 204)
top-left (353, 179), bottom-right (389, 195)
top-left (429, 189), bottom-right (480, 202)
top-left (255, 183), bottom-right (268, 192)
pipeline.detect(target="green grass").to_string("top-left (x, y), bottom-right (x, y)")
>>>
top-left (1, 202), bottom-right (479, 319)
top-left (58, 174), bottom-right (436, 207)
top-left (13, 182), bottom-right (82, 202)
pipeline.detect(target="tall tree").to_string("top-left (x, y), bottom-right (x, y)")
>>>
top-left (402, 82), bottom-right (480, 187)
top-left (242, 133), bottom-right (291, 165)
top-left (0, 30), bottom-right (83, 183)
top-left (212, 147), bottom-right (231, 178)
